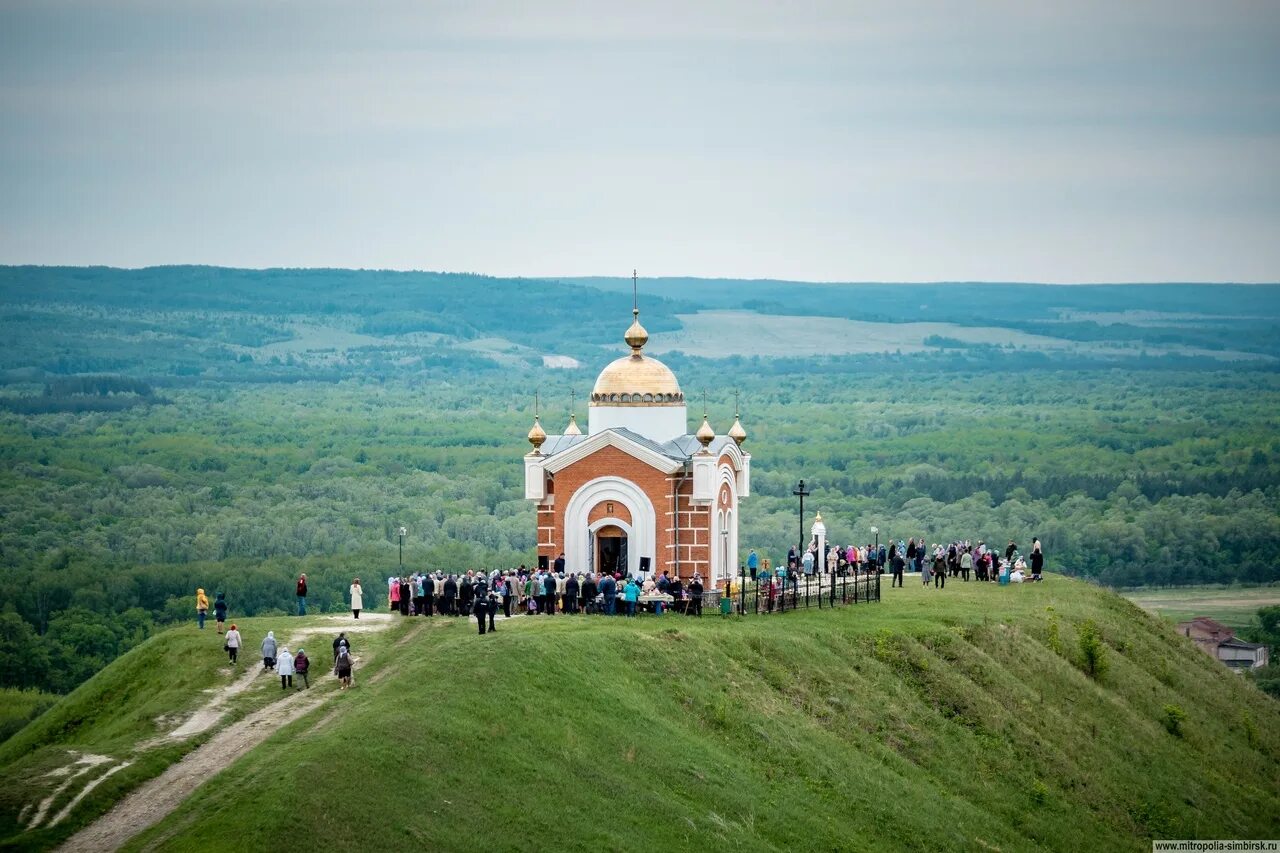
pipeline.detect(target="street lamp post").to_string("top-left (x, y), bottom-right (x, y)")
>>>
top-left (398, 526), bottom-right (407, 569)
top-left (871, 526), bottom-right (879, 573)
top-left (790, 479), bottom-right (810, 613)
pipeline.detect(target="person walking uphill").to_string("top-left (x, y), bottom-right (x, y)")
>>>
top-left (277, 646), bottom-right (295, 689)
top-left (224, 624), bottom-right (242, 665)
top-left (195, 588), bottom-right (209, 629)
top-left (335, 646), bottom-right (353, 689)
top-left (261, 631), bottom-right (277, 670)
top-left (296, 573), bottom-right (308, 616)
top-left (213, 592), bottom-right (228, 634)
top-left (332, 632), bottom-right (351, 662)
top-left (294, 648), bottom-right (311, 688)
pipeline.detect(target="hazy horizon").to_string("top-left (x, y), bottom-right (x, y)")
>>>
top-left (2, 1), bottom-right (1278, 283)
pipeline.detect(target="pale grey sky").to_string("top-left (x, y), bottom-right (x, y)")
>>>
top-left (1, 1), bottom-right (1277, 282)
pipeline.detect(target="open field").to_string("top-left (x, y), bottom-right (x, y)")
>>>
top-left (646, 310), bottom-right (1272, 360)
top-left (1122, 585), bottom-right (1280, 629)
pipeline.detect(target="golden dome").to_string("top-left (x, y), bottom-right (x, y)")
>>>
top-left (563, 413), bottom-right (582, 436)
top-left (527, 416), bottom-right (546, 453)
top-left (591, 354), bottom-right (684, 406)
top-left (696, 414), bottom-right (715, 449)
top-left (728, 415), bottom-right (747, 446)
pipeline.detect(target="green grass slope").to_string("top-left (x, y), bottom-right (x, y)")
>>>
top-left (5, 578), bottom-right (1279, 852)
top-left (0, 614), bottom-right (410, 850)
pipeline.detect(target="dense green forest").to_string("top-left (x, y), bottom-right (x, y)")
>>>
top-left (1, 266), bottom-right (1278, 696)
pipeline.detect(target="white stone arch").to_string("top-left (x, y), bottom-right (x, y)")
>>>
top-left (564, 476), bottom-right (656, 577)
top-left (712, 466), bottom-right (739, 586)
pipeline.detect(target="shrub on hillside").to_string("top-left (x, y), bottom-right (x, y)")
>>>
top-left (1162, 704), bottom-right (1187, 738)
top-left (1078, 620), bottom-right (1109, 681)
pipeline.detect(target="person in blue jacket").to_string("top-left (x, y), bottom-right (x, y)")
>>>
top-left (623, 577), bottom-right (640, 617)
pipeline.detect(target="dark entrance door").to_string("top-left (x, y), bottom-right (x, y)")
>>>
top-left (596, 525), bottom-right (627, 575)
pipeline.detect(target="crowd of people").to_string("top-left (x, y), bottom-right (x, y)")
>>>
top-left (217, 623), bottom-right (353, 686)
top-left (196, 536), bottom-right (1045, 661)
top-left (745, 535), bottom-right (1045, 591)
top-left (376, 559), bottom-right (711, 634)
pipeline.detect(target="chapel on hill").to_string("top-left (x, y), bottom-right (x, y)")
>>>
top-left (523, 299), bottom-right (750, 585)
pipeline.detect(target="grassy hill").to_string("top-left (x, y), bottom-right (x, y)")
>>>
top-left (2, 577), bottom-right (1278, 851)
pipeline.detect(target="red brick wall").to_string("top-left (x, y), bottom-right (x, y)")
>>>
top-left (536, 445), bottom-right (710, 578)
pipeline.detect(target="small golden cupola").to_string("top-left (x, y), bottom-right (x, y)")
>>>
top-left (527, 416), bottom-right (546, 453)
top-left (527, 391), bottom-right (546, 453)
top-left (624, 306), bottom-right (648, 353)
top-left (728, 412), bottom-right (746, 446)
top-left (696, 412), bottom-right (715, 451)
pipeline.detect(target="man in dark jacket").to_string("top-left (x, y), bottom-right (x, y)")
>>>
top-left (472, 577), bottom-right (489, 634)
top-left (581, 574), bottom-right (598, 612)
top-left (443, 575), bottom-right (457, 616)
top-left (296, 573), bottom-right (308, 616)
top-left (422, 573), bottom-right (435, 616)
top-left (543, 571), bottom-right (557, 615)
top-left (565, 573), bottom-right (580, 614)
top-left (688, 576), bottom-right (704, 617)
top-left (554, 553), bottom-right (566, 574)
top-left (459, 573), bottom-right (474, 618)
top-left (891, 554), bottom-right (905, 588)
top-left (332, 632), bottom-right (350, 661)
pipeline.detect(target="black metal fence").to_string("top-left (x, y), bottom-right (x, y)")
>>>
top-left (712, 571), bottom-right (881, 616)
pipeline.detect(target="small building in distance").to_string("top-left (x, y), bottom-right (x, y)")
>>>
top-left (523, 296), bottom-right (749, 584)
top-left (1177, 616), bottom-right (1270, 671)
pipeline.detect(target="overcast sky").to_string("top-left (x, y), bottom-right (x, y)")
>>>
top-left (1, 1), bottom-right (1277, 282)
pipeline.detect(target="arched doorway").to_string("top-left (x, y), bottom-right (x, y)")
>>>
top-left (595, 524), bottom-right (628, 576)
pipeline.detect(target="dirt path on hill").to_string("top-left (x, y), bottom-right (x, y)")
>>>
top-left (57, 613), bottom-right (419, 853)
top-left (160, 614), bottom-right (397, 742)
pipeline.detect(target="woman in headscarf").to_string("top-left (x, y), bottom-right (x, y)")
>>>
top-left (334, 645), bottom-right (353, 689)
top-left (398, 577), bottom-right (411, 616)
top-left (261, 631), bottom-right (277, 670)
top-left (389, 577), bottom-right (400, 612)
top-left (349, 577), bottom-right (363, 619)
top-left (195, 588), bottom-right (209, 630)
top-left (294, 647), bottom-right (310, 688)
top-left (276, 646), bottom-right (294, 690)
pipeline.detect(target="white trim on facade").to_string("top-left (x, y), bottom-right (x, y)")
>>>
top-left (563, 476), bottom-right (657, 577)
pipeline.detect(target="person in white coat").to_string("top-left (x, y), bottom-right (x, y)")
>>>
top-left (276, 646), bottom-right (295, 689)
top-left (350, 578), bottom-right (364, 619)
top-left (224, 624), bottom-right (242, 665)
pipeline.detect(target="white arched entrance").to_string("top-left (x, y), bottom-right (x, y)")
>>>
top-left (563, 476), bottom-right (656, 577)
top-left (711, 466), bottom-right (739, 586)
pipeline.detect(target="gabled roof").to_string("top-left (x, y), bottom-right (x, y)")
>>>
top-left (1218, 637), bottom-right (1267, 651)
top-left (537, 428), bottom-right (686, 475)
top-left (1180, 616), bottom-right (1232, 633)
